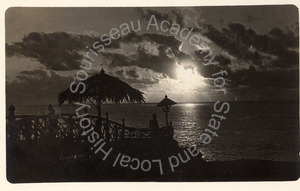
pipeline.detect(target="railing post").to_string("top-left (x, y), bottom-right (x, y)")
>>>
top-left (169, 121), bottom-right (174, 138)
top-left (121, 118), bottom-right (125, 139)
top-left (7, 105), bottom-right (16, 140)
top-left (105, 112), bottom-right (109, 120)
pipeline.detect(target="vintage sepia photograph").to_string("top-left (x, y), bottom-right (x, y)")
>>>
top-left (5, 6), bottom-right (300, 182)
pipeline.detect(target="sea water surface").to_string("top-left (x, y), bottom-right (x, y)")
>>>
top-left (8, 101), bottom-right (300, 162)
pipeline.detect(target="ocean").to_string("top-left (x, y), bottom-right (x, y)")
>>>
top-left (7, 101), bottom-right (300, 162)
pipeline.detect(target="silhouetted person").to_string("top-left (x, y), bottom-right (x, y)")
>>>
top-left (48, 104), bottom-right (55, 115)
top-left (149, 113), bottom-right (159, 138)
top-left (46, 104), bottom-right (57, 138)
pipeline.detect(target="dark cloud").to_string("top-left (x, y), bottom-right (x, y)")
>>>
top-left (6, 70), bottom-right (73, 105)
top-left (5, 31), bottom-right (146, 72)
top-left (111, 68), bottom-right (160, 90)
top-left (103, 48), bottom-right (178, 78)
top-left (203, 23), bottom-right (299, 69)
top-left (192, 21), bottom-right (299, 92)
top-left (171, 10), bottom-right (185, 28)
top-left (126, 70), bottom-right (140, 78)
top-left (140, 8), bottom-right (191, 30)
top-left (228, 67), bottom-right (299, 89)
top-left (121, 32), bottom-right (144, 44)
top-left (142, 33), bottom-right (182, 50)
top-left (6, 32), bottom-right (97, 71)
top-left (140, 8), bottom-right (171, 23)
top-left (114, 69), bottom-right (125, 77)
top-left (193, 50), bottom-right (230, 78)
top-left (102, 33), bottom-right (192, 79)
top-left (5, 8), bottom-right (299, 102)
top-left (125, 77), bottom-right (159, 86)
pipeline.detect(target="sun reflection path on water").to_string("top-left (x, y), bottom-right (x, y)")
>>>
top-left (183, 103), bottom-right (197, 108)
top-left (170, 103), bottom-right (210, 150)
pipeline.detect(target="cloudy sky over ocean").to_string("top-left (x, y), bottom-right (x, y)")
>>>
top-left (5, 6), bottom-right (299, 105)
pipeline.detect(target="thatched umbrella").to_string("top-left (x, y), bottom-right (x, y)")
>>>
top-left (156, 95), bottom-right (177, 126)
top-left (58, 69), bottom-right (145, 120)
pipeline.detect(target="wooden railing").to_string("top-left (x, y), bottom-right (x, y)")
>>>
top-left (6, 105), bottom-right (174, 144)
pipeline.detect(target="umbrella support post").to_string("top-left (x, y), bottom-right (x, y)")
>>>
top-left (165, 111), bottom-right (169, 127)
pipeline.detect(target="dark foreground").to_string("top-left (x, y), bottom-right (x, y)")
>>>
top-left (7, 138), bottom-right (300, 182)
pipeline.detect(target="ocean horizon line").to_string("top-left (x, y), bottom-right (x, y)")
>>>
top-left (6, 99), bottom-right (298, 107)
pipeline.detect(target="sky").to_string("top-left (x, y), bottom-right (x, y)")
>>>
top-left (5, 6), bottom-right (299, 105)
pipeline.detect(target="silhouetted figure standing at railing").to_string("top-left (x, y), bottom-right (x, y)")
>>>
top-left (48, 104), bottom-right (55, 115)
top-left (46, 104), bottom-right (57, 138)
top-left (149, 113), bottom-right (159, 139)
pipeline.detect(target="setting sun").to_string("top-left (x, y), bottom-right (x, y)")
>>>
top-left (175, 62), bottom-right (205, 92)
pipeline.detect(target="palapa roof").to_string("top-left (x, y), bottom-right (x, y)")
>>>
top-left (156, 95), bottom-right (177, 107)
top-left (58, 69), bottom-right (146, 105)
